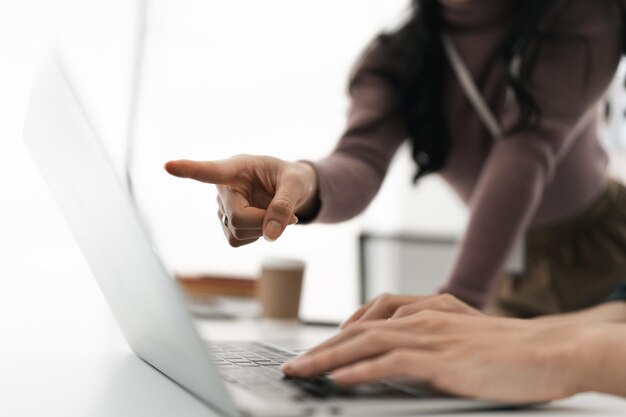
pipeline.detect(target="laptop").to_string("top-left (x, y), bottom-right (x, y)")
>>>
top-left (23, 52), bottom-right (510, 417)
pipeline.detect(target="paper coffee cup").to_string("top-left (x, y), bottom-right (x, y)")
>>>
top-left (258, 259), bottom-right (305, 319)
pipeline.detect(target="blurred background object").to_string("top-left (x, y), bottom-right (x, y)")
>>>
top-left (177, 273), bottom-right (259, 319)
top-left (359, 232), bottom-right (458, 305)
top-left (177, 274), bottom-right (257, 299)
top-left (258, 259), bottom-right (305, 320)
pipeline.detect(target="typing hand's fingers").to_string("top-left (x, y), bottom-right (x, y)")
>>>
top-left (391, 294), bottom-right (482, 319)
top-left (341, 295), bottom-right (418, 330)
top-left (305, 306), bottom-right (462, 361)
top-left (298, 318), bottom-right (410, 358)
top-left (165, 159), bottom-right (240, 185)
top-left (331, 349), bottom-right (439, 387)
top-left (340, 299), bottom-right (377, 330)
top-left (283, 329), bottom-right (428, 378)
top-left (350, 294), bottom-right (435, 327)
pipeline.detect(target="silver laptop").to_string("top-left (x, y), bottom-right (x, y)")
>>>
top-left (23, 52), bottom-right (508, 417)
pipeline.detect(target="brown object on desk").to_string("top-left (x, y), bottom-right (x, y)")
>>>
top-left (258, 259), bottom-right (305, 319)
top-left (176, 274), bottom-right (258, 299)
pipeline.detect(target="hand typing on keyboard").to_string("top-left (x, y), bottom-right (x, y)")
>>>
top-left (210, 342), bottom-right (428, 400)
top-left (281, 294), bottom-right (602, 404)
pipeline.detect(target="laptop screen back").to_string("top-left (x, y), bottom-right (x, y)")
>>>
top-left (23, 52), bottom-right (238, 417)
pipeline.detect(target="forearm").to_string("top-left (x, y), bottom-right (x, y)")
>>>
top-left (295, 148), bottom-right (394, 224)
top-left (577, 323), bottom-right (626, 397)
top-left (536, 301), bottom-right (626, 324)
top-left (310, 153), bottom-right (385, 223)
top-left (442, 141), bottom-right (547, 307)
top-left (308, 100), bottom-right (407, 224)
top-left (308, 71), bottom-right (406, 223)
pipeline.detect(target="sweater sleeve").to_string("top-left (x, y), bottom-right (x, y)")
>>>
top-left (440, 1), bottom-right (623, 307)
top-left (309, 46), bottom-right (408, 223)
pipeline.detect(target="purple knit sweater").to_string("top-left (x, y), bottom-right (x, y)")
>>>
top-left (310, 0), bottom-right (623, 307)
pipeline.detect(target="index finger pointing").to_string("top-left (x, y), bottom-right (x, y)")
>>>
top-left (165, 159), bottom-right (239, 184)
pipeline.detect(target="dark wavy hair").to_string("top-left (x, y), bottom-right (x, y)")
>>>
top-left (375, 0), bottom-right (564, 180)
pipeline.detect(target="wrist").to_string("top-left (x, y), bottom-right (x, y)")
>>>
top-left (575, 324), bottom-right (626, 396)
top-left (568, 325), bottom-right (600, 395)
top-left (293, 161), bottom-right (320, 220)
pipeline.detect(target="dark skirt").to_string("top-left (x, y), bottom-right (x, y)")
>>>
top-left (486, 179), bottom-right (626, 318)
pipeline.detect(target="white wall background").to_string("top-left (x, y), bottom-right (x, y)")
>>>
top-left (0, 0), bottom-right (138, 357)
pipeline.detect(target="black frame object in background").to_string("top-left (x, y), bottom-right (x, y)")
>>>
top-left (358, 232), bottom-right (459, 305)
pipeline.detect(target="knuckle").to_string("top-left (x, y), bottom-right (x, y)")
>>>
top-left (422, 310), bottom-right (448, 327)
top-left (368, 293), bottom-right (386, 304)
top-left (269, 198), bottom-right (293, 218)
top-left (412, 309), bottom-right (437, 325)
top-left (395, 305), bottom-right (413, 317)
top-left (319, 350), bottom-right (337, 367)
top-left (379, 293), bottom-right (394, 302)
top-left (439, 293), bottom-right (455, 301)
top-left (438, 293), bottom-right (457, 305)
top-left (227, 234), bottom-right (248, 248)
top-left (350, 322), bottom-right (368, 335)
top-left (388, 349), bottom-right (411, 368)
top-left (350, 363), bottom-right (370, 380)
top-left (377, 293), bottom-right (395, 307)
top-left (231, 228), bottom-right (245, 240)
top-left (417, 309), bottom-right (437, 318)
top-left (280, 168), bottom-right (298, 181)
top-left (235, 229), bottom-right (259, 240)
top-left (229, 210), bottom-right (244, 228)
top-left (363, 329), bottom-right (387, 345)
top-left (429, 298), bottom-right (447, 310)
top-left (281, 170), bottom-right (307, 190)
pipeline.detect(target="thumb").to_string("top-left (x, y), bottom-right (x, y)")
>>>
top-left (263, 183), bottom-right (299, 242)
top-left (164, 159), bottom-right (239, 185)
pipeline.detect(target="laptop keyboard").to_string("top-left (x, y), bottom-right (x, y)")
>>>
top-left (208, 341), bottom-right (438, 401)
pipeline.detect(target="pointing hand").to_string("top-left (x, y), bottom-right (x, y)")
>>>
top-left (165, 155), bottom-right (318, 247)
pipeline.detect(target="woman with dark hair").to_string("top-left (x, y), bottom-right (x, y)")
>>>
top-left (166, 0), bottom-right (626, 318)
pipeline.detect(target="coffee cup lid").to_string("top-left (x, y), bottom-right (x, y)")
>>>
top-left (261, 258), bottom-right (305, 271)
